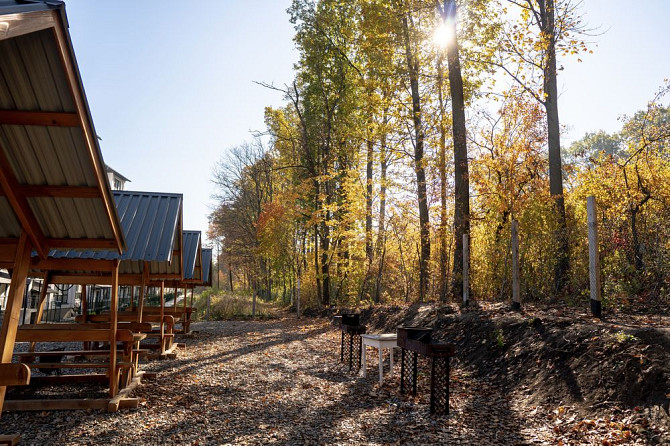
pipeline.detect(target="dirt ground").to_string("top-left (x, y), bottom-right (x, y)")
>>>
top-left (0, 304), bottom-right (668, 445)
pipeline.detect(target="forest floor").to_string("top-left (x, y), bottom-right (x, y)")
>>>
top-left (0, 303), bottom-right (668, 445)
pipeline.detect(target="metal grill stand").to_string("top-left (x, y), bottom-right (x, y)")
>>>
top-left (333, 314), bottom-right (366, 372)
top-left (397, 326), bottom-right (455, 415)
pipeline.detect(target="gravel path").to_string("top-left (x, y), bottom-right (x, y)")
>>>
top-left (0, 318), bottom-right (658, 445)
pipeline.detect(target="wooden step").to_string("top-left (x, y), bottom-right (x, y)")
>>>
top-left (16, 350), bottom-right (120, 357)
top-left (0, 434), bottom-right (20, 445)
top-left (0, 364), bottom-right (30, 386)
top-left (3, 398), bottom-right (109, 411)
top-left (24, 362), bottom-right (134, 369)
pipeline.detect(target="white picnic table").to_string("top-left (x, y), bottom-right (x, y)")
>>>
top-left (360, 333), bottom-right (400, 384)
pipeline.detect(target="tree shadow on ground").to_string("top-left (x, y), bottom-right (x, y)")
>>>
top-left (148, 322), bottom-right (331, 380)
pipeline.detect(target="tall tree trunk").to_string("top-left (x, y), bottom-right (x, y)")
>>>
top-left (314, 228), bottom-right (322, 307)
top-left (374, 234), bottom-right (386, 304)
top-left (259, 258), bottom-right (268, 300)
top-left (228, 256), bottom-right (233, 292)
top-left (321, 225), bottom-right (331, 307)
top-left (313, 180), bottom-right (323, 307)
top-left (321, 180), bottom-right (332, 306)
top-left (401, 11), bottom-right (430, 302)
top-left (444, 0), bottom-right (470, 302)
top-left (296, 269), bottom-right (301, 319)
top-left (374, 132), bottom-right (388, 303)
top-left (365, 136), bottom-right (374, 265)
top-left (437, 55), bottom-right (449, 303)
top-left (542, 0), bottom-right (569, 294)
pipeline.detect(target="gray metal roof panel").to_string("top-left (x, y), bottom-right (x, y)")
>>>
top-left (182, 230), bottom-right (201, 280)
top-left (201, 248), bottom-right (212, 286)
top-left (0, 9), bottom-right (125, 251)
top-left (0, 196), bottom-right (21, 236)
top-left (47, 190), bottom-right (182, 263)
top-left (0, 1), bottom-right (63, 15)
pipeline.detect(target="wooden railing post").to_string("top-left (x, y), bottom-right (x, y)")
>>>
top-left (511, 221), bottom-right (521, 310)
top-left (81, 284), bottom-right (87, 323)
top-left (160, 281), bottom-right (165, 347)
top-left (109, 260), bottom-right (119, 397)
top-left (587, 196), bottom-right (602, 318)
top-left (28, 272), bottom-right (52, 353)
top-left (0, 233), bottom-right (32, 415)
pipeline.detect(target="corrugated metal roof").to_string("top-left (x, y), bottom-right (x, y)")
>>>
top-left (47, 190), bottom-right (183, 276)
top-left (182, 230), bottom-right (201, 281)
top-left (0, 1), bottom-right (63, 15)
top-left (201, 248), bottom-right (212, 286)
top-left (0, 2), bottom-right (125, 254)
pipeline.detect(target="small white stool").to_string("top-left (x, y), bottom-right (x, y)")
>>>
top-left (361, 334), bottom-right (399, 384)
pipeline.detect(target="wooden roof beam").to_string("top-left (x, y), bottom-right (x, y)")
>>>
top-left (0, 10), bottom-right (57, 41)
top-left (47, 238), bottom-right (118, 250)
top-left (0, 110), bottom-right (79, 127)
top-left (30, 258), bottom-right (116, 273)
top-left (0, 185), bottom-right (101, 199)
top-left (0, 144), bottom-right (47, 258)
top-left (0, 240), bottom-right (17, 264)
top-left (50, 274), bottom-right (114, 286)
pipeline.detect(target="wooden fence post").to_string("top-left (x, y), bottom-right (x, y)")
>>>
top-left (511, 220), bottom-right (521, 310)
top-left (463, 233), bottom-right (469, 306)
top-left (587, 196), bottom-right (602, 318)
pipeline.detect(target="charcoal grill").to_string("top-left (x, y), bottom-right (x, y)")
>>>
top-left (397, 326), bottom-right (455, 415)
top-left (333, 314), bottom-right (366, 371)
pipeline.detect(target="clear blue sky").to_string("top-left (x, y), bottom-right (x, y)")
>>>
top-left (63, 0), bottom-right (669, 246)
top-left (64, 0), bottom-right (297, 245)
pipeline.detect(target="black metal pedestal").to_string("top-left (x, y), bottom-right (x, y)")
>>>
top-left (397, 326), bottom-right (455, 415)
top-left (340, 331), bottom-right (363, 371)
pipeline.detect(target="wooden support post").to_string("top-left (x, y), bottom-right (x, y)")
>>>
top-left (109, 260), bottom-right (119, 397)
top-left (137, 263), bottom-right (148, 324)
top-left (587, 196), bottom-right (602, 318)
top-left (81, 284), bottom-right (87, 322)
top-left (462, 233), bottom-right (469, 306)
top-left (183, 286), bottom-right (188, 333)
top-left (81, 284), bottom-right (89, 350)
top-left (28, 272), bottom-right (51, 353)
top-left (190, 288), bottom-right (194, 307)
top-left (511, 221), bottom-right (521, 311)
top-left (0, 233), bottom-right (32, 414)
top-left (160, 281), bottom-right (165, 352)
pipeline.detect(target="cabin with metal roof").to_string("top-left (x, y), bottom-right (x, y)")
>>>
top-left (0, 0), bottom-right (126, 424)
top-left (145, 230), bottom-right (202, 335)
top-left (182, 231), bottom-right (203, 284)
top-left (105, 165), bottom-right (130, 191)
top-left (25, 190), bottom-right (184, 356)
top-left (41, 190), bottom-right (184, 284)
top-left (200, 248), bottom-right (213, 287)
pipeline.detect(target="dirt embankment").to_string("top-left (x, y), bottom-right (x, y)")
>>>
top-left (346, 303), bottom-right (670, 438)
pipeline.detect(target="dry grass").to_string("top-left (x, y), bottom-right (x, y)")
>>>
top-left (192, 290), bottom-right (274, 320)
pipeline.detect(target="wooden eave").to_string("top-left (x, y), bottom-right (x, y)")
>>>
top-left (0, 8), bottom-right (125, 258)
